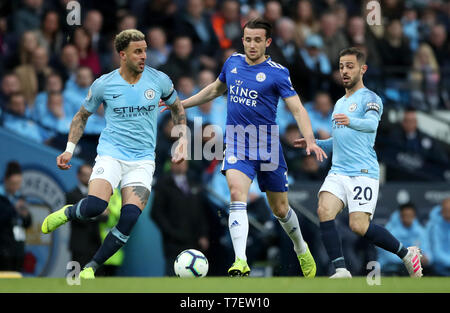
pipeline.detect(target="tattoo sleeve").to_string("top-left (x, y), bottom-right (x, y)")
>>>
top-left (68, 106), bottom-right (92, 144)
top-left (169, 98), bottom-right (186, 126)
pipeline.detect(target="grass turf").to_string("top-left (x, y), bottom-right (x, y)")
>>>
top-left (0, 277), bottom-right (449, 293)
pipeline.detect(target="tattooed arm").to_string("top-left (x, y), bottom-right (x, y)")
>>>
top-left (56, 106), bottom-right (92, 170)
top-left (167, 97), bottom-right (188, 164)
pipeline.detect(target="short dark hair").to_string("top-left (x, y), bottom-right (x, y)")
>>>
top-left (339, 47), bottom-right (366, 64)
top-left (399, 202), bottom-right (416, 212)
top-left (4, 161), bottom-right (22, 179)
top-left (243, 18), bottom-right (273, 39)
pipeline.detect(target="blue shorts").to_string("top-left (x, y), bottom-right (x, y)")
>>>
top-left (221, 147), bottom-right (289, 193)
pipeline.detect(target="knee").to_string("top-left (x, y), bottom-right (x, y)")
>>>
top-left (349, 219), bottom-right (368, 236)
top-left (229, 185), bottom-right (246, 202)
top-left (270, 200), bottom-right (289, 219)
top-left (317, 205), bottom-right (334, 221)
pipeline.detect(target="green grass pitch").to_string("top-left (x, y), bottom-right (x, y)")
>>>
top-left (0, 277), bottom-right (449, 293)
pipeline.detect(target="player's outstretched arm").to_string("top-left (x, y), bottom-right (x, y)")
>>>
top-left (56, 106), bottom-right (92, 170)
top-left (284, 95), bottom-right (327, 162)
top-left (167, 97), bottom-right (188, 164)
top-left (182, 78), bottom-right (227, 109)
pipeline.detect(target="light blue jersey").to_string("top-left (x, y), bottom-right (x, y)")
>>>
top-left (317, 87), bottom-right (383, 179)
top-left (83, 66), bottom-right (177, 161)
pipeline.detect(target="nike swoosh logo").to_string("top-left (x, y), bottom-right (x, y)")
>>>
top-left (359, 202), bottom-right (368, 205)
top-left (113, 94), bottom-right (122, 98)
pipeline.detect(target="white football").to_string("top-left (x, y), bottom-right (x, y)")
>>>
top-left (174, 249), bottom-right (209, 278)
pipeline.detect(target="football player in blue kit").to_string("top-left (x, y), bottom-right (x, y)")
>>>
top-left (41, 29), bottom-right (188, 279)
top-left (163, 18), bottom-right (327, 277)
top-left (295, 47), bottom-right (423, 278)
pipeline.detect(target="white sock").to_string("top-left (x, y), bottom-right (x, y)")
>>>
top-left (228, 201), bottom-right (248, 261)
top-left (277, 207), bottom-right (307, 255)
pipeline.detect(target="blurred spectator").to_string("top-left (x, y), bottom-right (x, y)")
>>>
top-left (63, 66), bottom-right (93, 117)
top-left (175, 0), bottom-right (220, 69)
top-left (211, 0), bottom-right (243, 50)
top-left (66, 164), bottom-right (101, 269)
top-left (263, 1), bottom-right (282, 27)
top-left (422, 197), bottom-right (450, 276)
top-left (10, 30), bottom-right (39, 70)
top-left (117, 13), bottom-right (138, 33)
top-left (83, 10), bottom-right (105, 54)
top-left (188, 69), bottom-right (227, 129)
top-left (378, 19), bottom-right (413, 80)
top-left (381, 0), bottom-right (405, 20)
top-left (72, 27), bottom-right (101, 77)
top-left (345, 16), bottom-right (381, 66)
top-left (409, 43), bottom-right (445, 111)
top-left (2, 92), bottom-right (43, 143)
top-left (30, 72), bottom-right (63, 122)
top-left (293, 0), bottom-right (319, 46)
top-left (40, 91), bottom-right (72, 140)
top-left (151, 160), bottom-right (209, 276)
top-left (159, 36), bottom-right (200, 83)
top-left (269, 17), bottom-right (300, 73)
top-left (0, 72), bottom-right (22, 109)
top-left (52, 44), bottom-right (80, 84)
top-left (379, 108), bottom-right (449, 181)
top-left (305, 91), bottom-right (333, 139)
top-left (401, 7), bottom-right (420, 52)
top-left (319, 11), bottom-right (349, 68)
top-left (176, 76), bottom-right (197, 101)
top-left (0, 161), bottom-right (32, 272)
top-left (139, 0), bottom-right (177, 40)
top-left (297, 154), bottom-right (327, 181)
top-left (377, 202), bottom-right (426, 276)
top-left (15, 46), bottom-right (52, 104)
top-left (12, 0), bottom-right (45, 36)
top-left (298, 34), bottom-right (332, 101)
top-left (36, 10), bottom-right (63, 58)
top-left (146, 27), bottom-right (171, 69)
top-left (427, 24), bottom-right (450, 69)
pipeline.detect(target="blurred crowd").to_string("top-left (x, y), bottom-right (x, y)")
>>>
top-left (0, 0), bottom-right (449, 276)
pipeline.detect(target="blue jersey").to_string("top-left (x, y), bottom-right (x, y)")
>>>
top-left (318, 87), bottom-right (383, 179)
top-left (218, 53), bottom-right (297, 159)
top-left (83, 66), bottom-right (177, 161)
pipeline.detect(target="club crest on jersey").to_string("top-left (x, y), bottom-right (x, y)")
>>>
top-left (227, 155), bottom-right (237, 164)
top-left (144, 89), bottom-right (155, 100)
top-left (348, 103), bottom-right (357, 112)
top-left (256, 72), bottom-right (266, 82)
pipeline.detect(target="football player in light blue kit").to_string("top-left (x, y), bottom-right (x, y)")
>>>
top-left (41, 29), bottom-right (187, 279)
top-left (162, 18), bottom-right (327, 277)
top-left (295, 47), bottom-right (423, 278)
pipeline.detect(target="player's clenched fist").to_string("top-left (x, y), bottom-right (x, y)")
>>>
top-left (56, 151), bottom-right (73, 170)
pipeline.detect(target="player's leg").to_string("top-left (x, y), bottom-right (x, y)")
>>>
top-left (81, 159), bottom-right (154, 278)
top-left (265, 190), bottom-right (316, 277)
top-left (347, 176), bottom-right (422, 277)
top-left (317, 190), bottom-right (350, 278)
top-left (41, 156), bottom-right (119, 234)
top-left (225, 168), bottom-right (252, 276)
top-left (349, 212), bottom-right (422, 277)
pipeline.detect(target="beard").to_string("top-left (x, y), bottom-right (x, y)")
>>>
top-left (342, 75), bottom-right (359, 89)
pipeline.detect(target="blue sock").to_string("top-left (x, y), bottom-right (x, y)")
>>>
top-left (86, 204), bottom-right (141, 271)
top-left (65, 195), bottom-right (108, 220)
top-left (320, 220), bottom-right (346, 269)
top-left (363, 223), bottom-right (408, 259)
